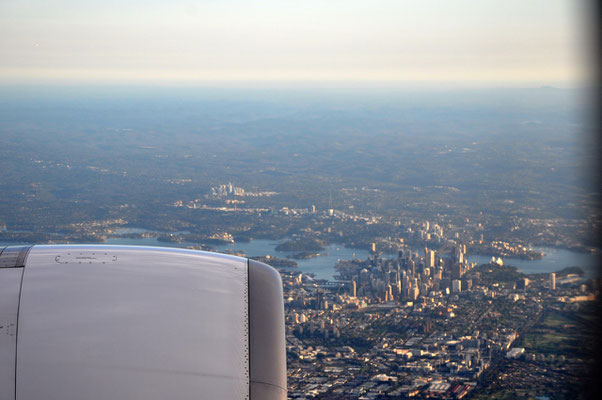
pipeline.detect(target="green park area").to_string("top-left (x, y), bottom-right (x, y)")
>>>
top-left (520, 310), bottom-right (582, 356)
top-left (473, 306), bottom-right (596, 400)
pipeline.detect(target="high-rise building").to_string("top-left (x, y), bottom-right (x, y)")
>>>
top-left (426, 250), bottom-right (436, 268)
top-left (517, 278), bottom-right (529, 290)
top-left (452, 279), bottom-right (462, 293)
top-left (386, 284), bottom-right (393, 302)
top-left (451, 245), bottom-right (466, 264)
top-left (451, 263), bottom-right (463, 280)
top-left (316, 291), bottom-right (323, 309)
top-left (550, 273), bottom-right (556, 290)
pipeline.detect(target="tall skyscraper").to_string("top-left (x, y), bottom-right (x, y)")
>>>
top-left (426, 250), bottom-right (436, 268)
top-left (550, 273), bottom-right (556, 290)
top-left (451, 264), bottom-right (462, 280)
top-left (517, 278), bottom-right (529, 291)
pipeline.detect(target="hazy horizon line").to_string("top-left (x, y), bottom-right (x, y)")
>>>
top-left (0, 78), bottom-right (593, 91)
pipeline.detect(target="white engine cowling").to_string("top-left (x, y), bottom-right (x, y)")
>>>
top-left (0, 245), bottom-right (286, 400)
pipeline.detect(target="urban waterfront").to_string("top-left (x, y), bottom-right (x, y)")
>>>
top-left (102, 237), bottom-right (602, 280)
top-left (3, 236), bottom-right (598, 280)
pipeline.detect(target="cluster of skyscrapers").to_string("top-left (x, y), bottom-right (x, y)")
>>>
top-left (340, 243), bottom-right (475, 303)
top-left (211, 182), bottom-right (245, 197)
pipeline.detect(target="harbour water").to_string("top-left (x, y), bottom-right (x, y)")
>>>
top-left (104, 237), bottom-right (371, 281)
top-left (467, 247), bottom-right (600, 279)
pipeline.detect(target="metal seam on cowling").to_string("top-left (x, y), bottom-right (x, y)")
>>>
top-left (246, 258), bottom-right (251, 400)
top-left (250, 380), bottom-right (287, 391)
top-left (14, 265), bottom-right (25, 400)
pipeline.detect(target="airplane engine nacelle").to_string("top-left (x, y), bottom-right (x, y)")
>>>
top-left (0, 245), bottom-right (286, 400)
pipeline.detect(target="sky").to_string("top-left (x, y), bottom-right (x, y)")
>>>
top-left (0, 0), bottom-right (594, 87)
